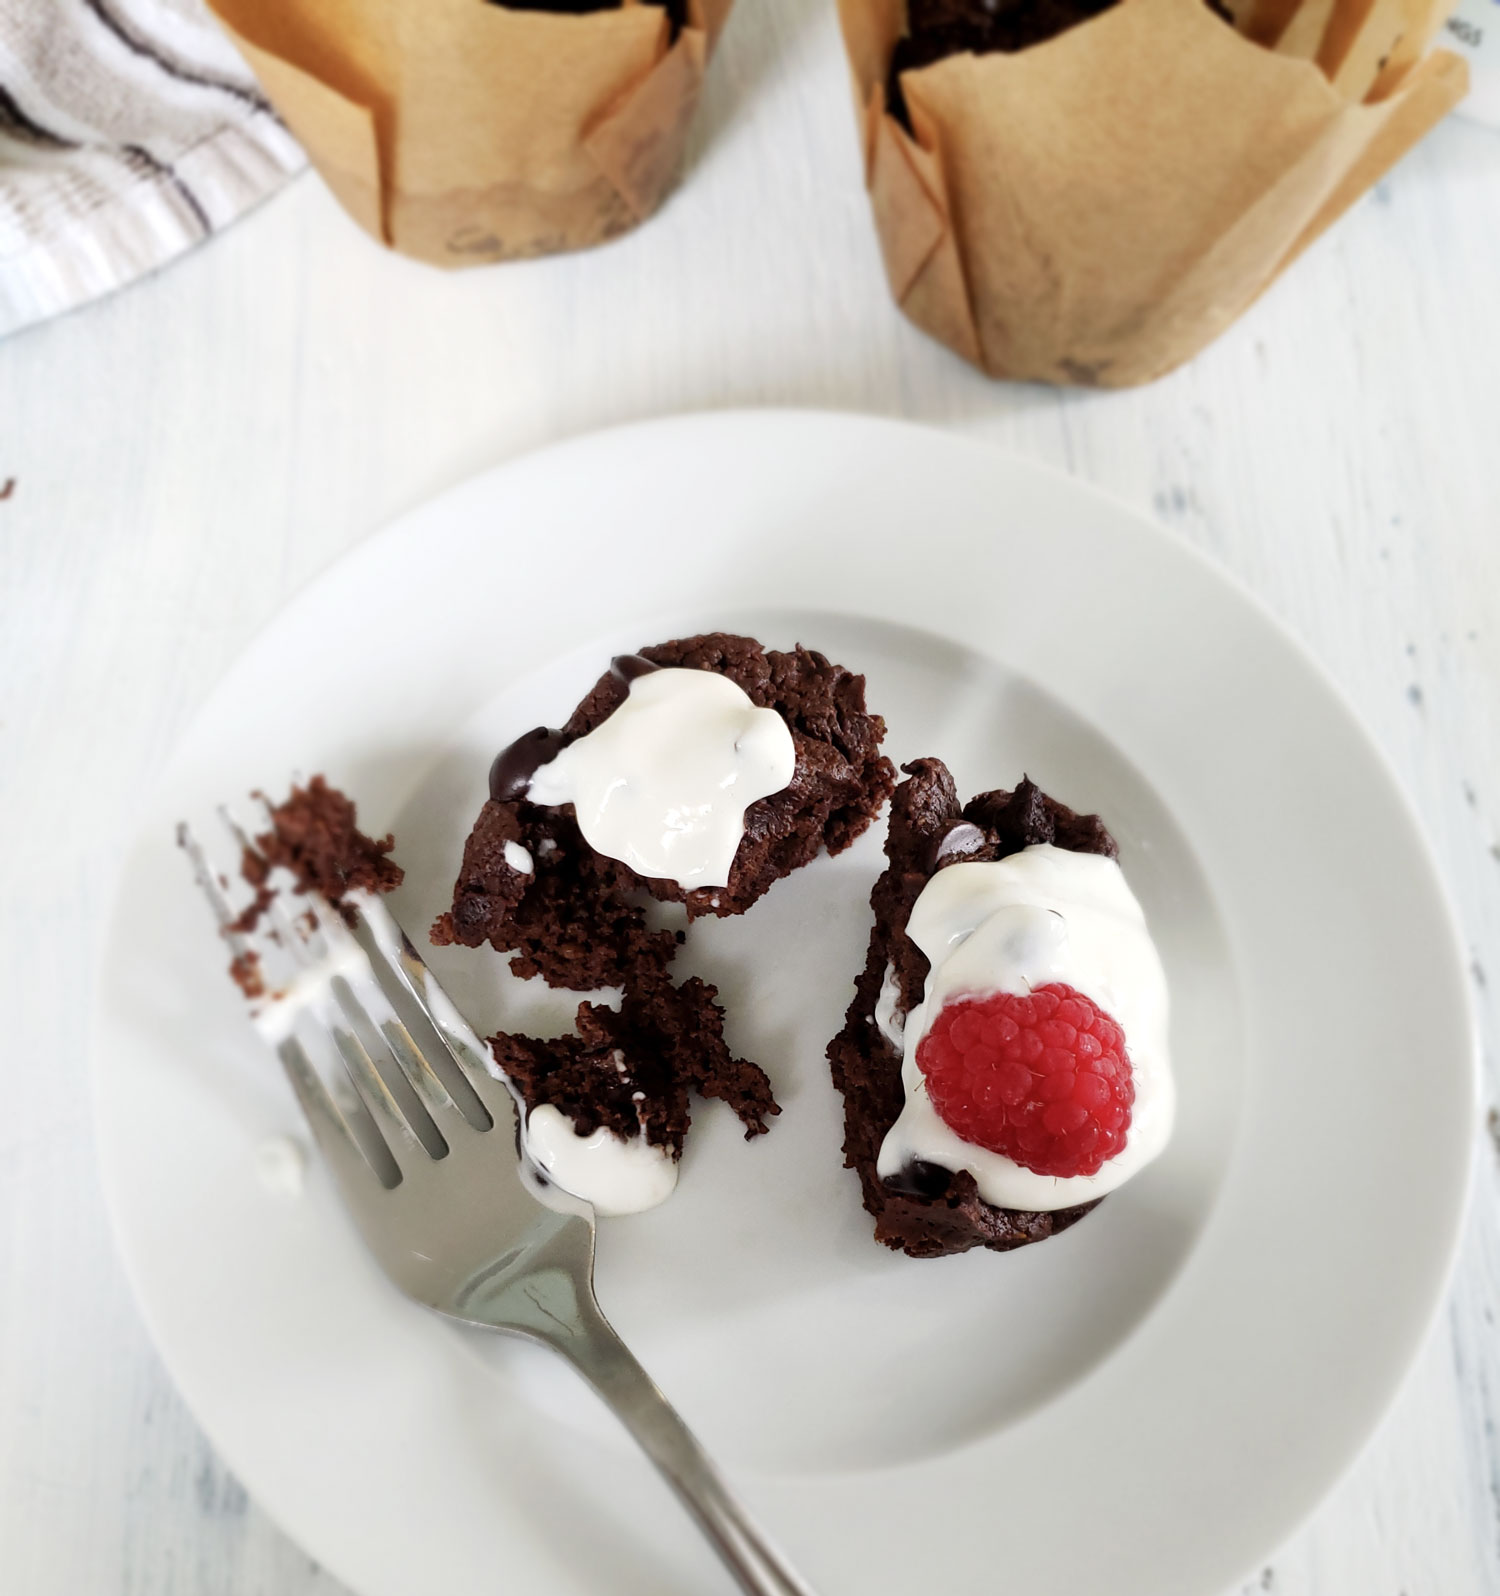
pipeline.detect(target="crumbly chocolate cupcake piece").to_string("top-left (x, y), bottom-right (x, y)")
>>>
top-left (888, 0), bottom-right (1231, 129)
top-left (431, 792), bottom-right (677, 991)
top-left (234, 775), bottom-right (403, 934)
top-left (490, 974), bottom-right (777, 1155)
top-left (432, 632), bottom-right (895, 989)
top-left (434, 632), bottom-right (892, 1184)
top-left (826, 758), bottom-right (1116, 1259)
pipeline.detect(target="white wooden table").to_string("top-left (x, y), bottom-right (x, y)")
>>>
top-left (3, 0), bottom-right (1498, 1588)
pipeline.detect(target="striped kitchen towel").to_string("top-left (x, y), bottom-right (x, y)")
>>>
top-left (0, 0), bottom-right (304, 339)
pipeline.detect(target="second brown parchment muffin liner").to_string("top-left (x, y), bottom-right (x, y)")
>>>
top-left (838, 0), bottom-right (1468, 386)
top-left (208, 0), bottom-right (733, 266)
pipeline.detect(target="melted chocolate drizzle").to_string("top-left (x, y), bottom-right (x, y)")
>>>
top-left (922, 819), bottom-right (987, 875)
top-left (488, 658), bottom-right (659, 806)
top-left (882, 1159), bottom-right (953, 1199)
top-left (489, 726), bottom-right (568, 803)
top-left (609, 653), bottom-right (661, 684)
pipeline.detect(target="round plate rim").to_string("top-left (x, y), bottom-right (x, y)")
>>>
top-left (91, 409), bottom-right (1480, 1596)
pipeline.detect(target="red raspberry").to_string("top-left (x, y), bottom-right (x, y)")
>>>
top-left (916, 984), bottom-right (1133, 1179)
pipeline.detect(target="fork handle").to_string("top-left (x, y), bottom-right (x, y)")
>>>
top-left (532, 1297), bottom-right (818, 1596)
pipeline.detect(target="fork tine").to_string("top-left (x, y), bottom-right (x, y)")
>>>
top-left (311, 902), bottom-right (478, 1138)
top-left (350, 893), bottom-right (515, 1123)
top-left (217, 803), bottom-right (321, 966)
top-left (215, 804), bottom-right (460, 1163)
top-left (186, 812), bottom-right (433, 1190)
top-left (221, 794), bottom-right (274, 861)
top-left (363, 989), bottom-right (477, 1134)
top-left (179, 819), bottom-right (285, 1014)
top-left (319, 993), bottom-right (428, 1181)
top-left (277, 1034), bottom-right (400, 1191)
top-left (178, 821), bottom-right (257, 957)
top-left (327, 972), bottom-right (452, 1161)
top-left (270, 887), bottom-right (465, 1154)
top-left (177, 821), bottom-right (239, 930)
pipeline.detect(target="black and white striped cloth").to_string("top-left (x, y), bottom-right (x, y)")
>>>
top-left (0, 0), bottom-right (304, 338)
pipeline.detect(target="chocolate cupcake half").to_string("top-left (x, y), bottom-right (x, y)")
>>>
top-left (827, 759), bottom-right (1174, 1258)
top-left (434, 632), bottom-right (896, 1214)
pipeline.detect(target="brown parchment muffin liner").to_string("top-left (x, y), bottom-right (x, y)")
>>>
top-left (838, 0), bottom-right (1468, 385)
top-left (208, 0), bottom-right (733, 266)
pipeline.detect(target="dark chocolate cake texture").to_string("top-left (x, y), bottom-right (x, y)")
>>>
top-left (220, 776), bottom-right (405, 998)
top-left (435, 633), bottom-right (896, 1195)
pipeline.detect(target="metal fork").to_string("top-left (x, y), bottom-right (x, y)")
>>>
top-left (181, 809), bottom-right (815, 1596)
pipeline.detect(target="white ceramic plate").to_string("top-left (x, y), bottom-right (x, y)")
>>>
top-left (94, 412), bottom-right (1477, 1596)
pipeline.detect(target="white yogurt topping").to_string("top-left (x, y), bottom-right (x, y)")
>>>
top-left (876, 844), bottom-right (1173, 1212)
top-left (522, 1104), bottom-right (678, 1216)
top-left (526, 668), bottom-right (796, 889)
top-left (503, 839), bottom-right (534, 875)
top-left (874, 961), bottom-right (907, 1053)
